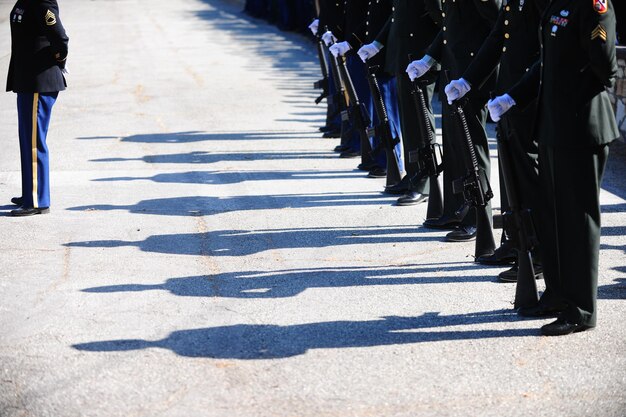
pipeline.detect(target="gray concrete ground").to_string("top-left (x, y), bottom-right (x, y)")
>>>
top-left (0, 1), bottom-right (625, 416)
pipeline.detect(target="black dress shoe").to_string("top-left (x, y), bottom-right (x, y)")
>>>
top-left (339, 150), bottom-right (361, 158)
top-left (383, 177), bottom-right (409, 195)
top-left (422, 215), bottom-right (462, 230)
top-left (475, 243), bottom-right (516, 265)
top-left (517, 301), bottom-right (565, 318)
top-left (10, 207), bottom-right (50, 217)
top-left (322, 130), bottom-right (341, 138)
top-left (396, 191), bottom-right (428, 206)
top-left (319, 125), bottom-right (338, 133)
top-left (540, 318), bottom-right (592, 336)
top-left (334, 144), bottom-right (350, 153)
top-left (357, 161), bottom-right (379, 171)
top-left (498, 264), bottom-right (543, 283)
top-left (11, 196), bottom-right (23, 206)
top-left (445, 225), bottom-right (477, 242)
top-left (367, 168), bottom-right (387, 178)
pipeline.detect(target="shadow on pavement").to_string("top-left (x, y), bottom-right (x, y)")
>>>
top-left (72, 309), bottom-right (537, 359)
top-left (598, 277), bottom-right (626, 300)
top-left (66, 194), bottom-right (399, 216)
top-left (81, 262), bottom-right (498, 299)
top-left (78, 130), bottom-right (322, 144)
top-left (64, 225), bottom-right (445, 257)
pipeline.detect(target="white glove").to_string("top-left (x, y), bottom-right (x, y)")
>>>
top-left (308, 19), bottom-right (319, 36)
top-left (444, 78), bottom-right (471, 104)
top-left (406, 56), bottom-right (435, 81)
top-left (357, 42), bottom-right (381, 62)
top-left (321, 31), bottom-right (337, 46)
top-left (487, 94), bottom-right (516, 122)
top-left (329, 41), bottom-right (351, 57)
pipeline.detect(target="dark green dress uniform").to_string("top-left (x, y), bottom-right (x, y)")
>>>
top-left (425, 0), bottom-right (500, 233)
top-left (509, 0), bottom-right (619, 330)
top-left (462, 0), bottom-right (548, 252)
top-left (318, 0), bottom-right (345, 35)
top-left (374, 0), bottom-right (442, 192)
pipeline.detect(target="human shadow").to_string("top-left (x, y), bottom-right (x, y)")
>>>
top-left (66, 194), bottom-right (399, 216)
top-left (92, 170), bottom-right (364, 185)
top-left (90, 150), bottom-right (336, 165)
top-left (72, 309), bottom-right (536, 359)
top-left (78, 130), bottom-right (321, 144)
top-left (81, 262), bottom-right (496, 299)
top-left (598, 277), bottom-right (626, 300)
top-left (64, 225), bottom-right (445, 257)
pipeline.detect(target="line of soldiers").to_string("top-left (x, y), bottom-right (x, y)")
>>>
top-left (308, 0), bottom-right (619, 336)
top-left (244, 0), bottom-right (317, 32)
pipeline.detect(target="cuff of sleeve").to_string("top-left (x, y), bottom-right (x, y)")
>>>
top-left (373, 40), bottom-right (384, 50)
top-left (424, 55), bottom-right (438, 66)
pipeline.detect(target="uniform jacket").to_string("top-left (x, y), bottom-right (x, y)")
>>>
top-left (375, 0), bottom-right (442, 75)
top-left (318, 0), bottom-right (345, 36)
top-left (426, 0), bottom-right (501, 82)
top-left (464, 0), bottom-right (548, 93)
top-left (7, 0), bottom-right (69, 93)
top-left (509, 0), bottom-right (619, 147)
top-left (345, 0), bottom-right (392, 71)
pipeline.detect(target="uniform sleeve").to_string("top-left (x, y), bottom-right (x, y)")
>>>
top-left (463, 8), bottom-right (505, 88)
top-left (38, 0), bottom-right (69, 63)
top-left (374, 16), bottom-right (391, 46)
top-left (580, 0), bottom-right (617, 87)
top-left (425, 29), bottom-right (444, 62)
top-left (424, 0), bottom-right (444, 26)
top-left (508, 60), bottom-right (540, 109)
top-left (472, 0), bottom-right (502, 26)
top-left (346, 19), bottom-right (367, 49)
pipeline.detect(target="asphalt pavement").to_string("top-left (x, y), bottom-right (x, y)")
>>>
top-left (0, 1), bottom-right (625, 416)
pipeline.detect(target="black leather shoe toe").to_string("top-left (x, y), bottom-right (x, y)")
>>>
top-left (334, 144), bottom-right (350, 152)
top-left (475, 244), bottom-right (516, 265)
top-left (396, 191), bottom-right (428, 206)
top-left (517, 302), bottom-right (565, 318)
top-left (367, 168), bottom-right (387, 178)
top-left (540, 318), bottom-right (592, 336)
top-left (445, 226), bottom-right (477, 242)
top-left (422, 215), bottom-right (461, 230)
top-left (10, 207), bottom-right (50, 217)
top-left (358, 161), bottom-right (379, 171)
top-left (339, 150), bottom-right (361, 158)
top-left (10, 196), bottom-right (23, 206)
top-left (322, 130), bottom-right (341, 138)
top-left (498, 264), bottom-right (544, 283)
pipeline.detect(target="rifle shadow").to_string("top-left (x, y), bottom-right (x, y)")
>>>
top-left (64, 225), bottom-right (446, 257)
top-left (72, 309), bottom-right (537, 359)
top-left (81, 262), bottom-right (497, 299)
top-left (78, 130), bottom-right (321, 144)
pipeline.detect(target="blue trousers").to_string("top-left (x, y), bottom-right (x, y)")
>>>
top-left (17, 92), bottom-right (57, 209)
top-left (368, 74), bottom-right (403, 171)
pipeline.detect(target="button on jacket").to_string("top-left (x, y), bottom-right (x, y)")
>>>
top-left (7, 0), bottom-right (69, 93)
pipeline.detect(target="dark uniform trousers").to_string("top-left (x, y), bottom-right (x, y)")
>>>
top-left (509, 0), bottom-right (619, 326)
top-left (375, 0), bottom-right (442, 190)
top-left (426, 0), bottom-right (500, 225)
top-left (17, 92), bottom-right (57, 209)
top-left (370, 74), bottom-right (403, 171)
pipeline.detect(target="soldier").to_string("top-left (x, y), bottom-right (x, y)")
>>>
top-left (407, 0), bottom-right (500, 250)
top-left (443, 0), bottom-right (549, 275)
top-left (6, 0), bottom-right (69, 216)
top-left (330, 0), bottom-right (403, 179)
top-left (489, 0), bottom-right (619, 335)
top-left (357, 0), bottom-right (443, 205)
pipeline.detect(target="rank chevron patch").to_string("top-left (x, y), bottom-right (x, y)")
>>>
top-left (591, 24), bottom-right (608, 42)
top-left (45, 10), bottom-right (56, 26)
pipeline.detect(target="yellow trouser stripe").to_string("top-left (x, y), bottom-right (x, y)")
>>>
top-left (31, 93), bottom-right (39, 209)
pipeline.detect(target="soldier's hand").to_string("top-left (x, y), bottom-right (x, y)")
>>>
top-left (308, 19), bottom-right (319, 36)
top-left (357, 43), bottom-right (380, 62)
top-left (487, 94), bottom-right (516, 122)
top-left (406, 57), bottom-right (434, 81)
top-left (444, 78), bottom-right (471, 104)
top-left (329, 41), bottom-right (351, 57)
top-left (321, 31), bottom-right (337, 46)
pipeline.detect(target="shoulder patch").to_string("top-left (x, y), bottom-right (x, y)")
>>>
top-left (45, 10), bottom-right (57, 26)
top-left (593, 0), bottom-right (608, 15)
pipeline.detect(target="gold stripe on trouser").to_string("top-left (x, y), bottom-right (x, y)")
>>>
top-left (31, 93), bottom-right (39, 208)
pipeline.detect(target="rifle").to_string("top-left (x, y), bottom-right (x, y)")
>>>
top-left (330, 38), bottom-right (375, 165)
top-left (313, 39), bottom-right (330, 105)
top-left (497, 112), bottom-right (539, 309)
top-left (324, 29), bottom-right (352, 149)
top-left (444, 71), bottom-right (496, 258)
top-left (407, 65), bottom-right (444, 220)
top-left (365, 65), bottom-right (403, 187)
